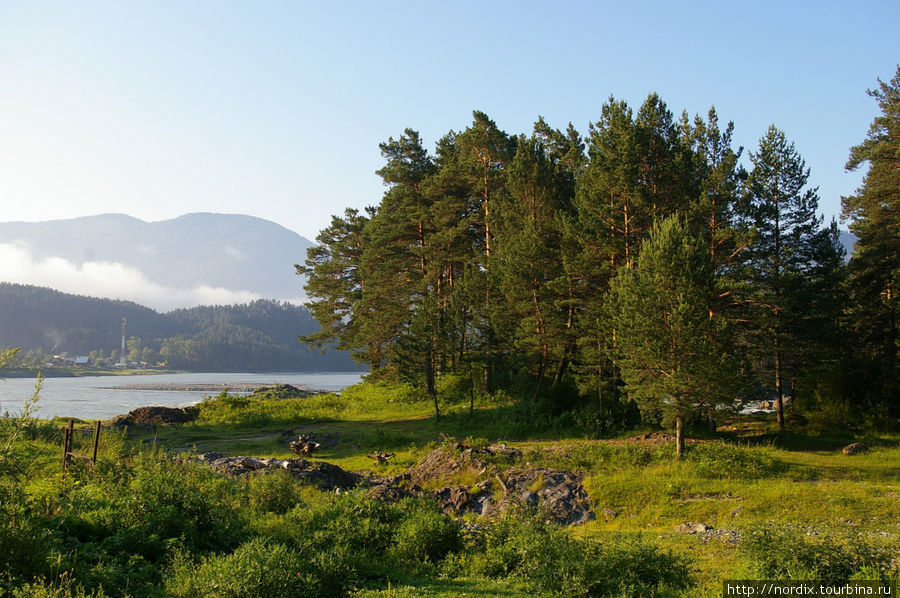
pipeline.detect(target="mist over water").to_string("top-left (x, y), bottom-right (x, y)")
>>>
top-left (0, 372), bottom-right (363, 420)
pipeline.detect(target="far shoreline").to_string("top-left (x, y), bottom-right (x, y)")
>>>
top-left (0, 367), bottom-right (365, 379)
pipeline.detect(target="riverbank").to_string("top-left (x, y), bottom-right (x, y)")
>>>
top-left (0, 371), bottom-right (364, 420)
top-left (99, 382), bottom-right (310, 393)
top-left (0, 366), bottom-right (182, 378)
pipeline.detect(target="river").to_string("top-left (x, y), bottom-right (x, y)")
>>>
top-left (0, 372), bottom-right (364, 420)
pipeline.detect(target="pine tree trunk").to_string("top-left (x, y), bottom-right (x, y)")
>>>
top-left (707, 407), bottom-right (716, 434)
top-left (597, 362), bottom-right (604, 415)
top-left (531, 347), bottom-right (547, 403)
top-left (552, 354), bottom-right (568, 388)
top-left (426, 342), bottom-right (439, 423)
top-left (774, 348), bottom-right (784, 431)
top-left (676, 416), bottom-right (685, 459)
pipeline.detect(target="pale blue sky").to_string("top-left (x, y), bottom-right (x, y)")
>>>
top-left (1, 1), bottom-right (897, 241)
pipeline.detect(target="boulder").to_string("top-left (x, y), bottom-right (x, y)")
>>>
top-left (841, 442), bottom-right (869, 456)
top-left (674, 522), bottom-right (712, 534)
top-left (192, 453), bottom-right (362, 489)
top-left (504, 468), bottom-right (594, 525)
top-left (111, 406), bottom-right (195, 428)
top-left (248, 384), bottom-right (312, 400)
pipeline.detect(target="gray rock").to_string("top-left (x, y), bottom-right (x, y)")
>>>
top-left (842, 442), bottom-right (869, 456)
top-left (674, 522), bottom-right (712, 534)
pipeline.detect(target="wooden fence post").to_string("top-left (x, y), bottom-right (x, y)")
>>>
top-left (92, 420), bottom-right (101, 467)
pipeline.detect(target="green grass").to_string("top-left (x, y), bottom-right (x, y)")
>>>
top-left (3, 381), bottom-right (899, 596)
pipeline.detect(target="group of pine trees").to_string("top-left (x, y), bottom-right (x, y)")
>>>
top-left (301, 68), bottom-right (899, 445)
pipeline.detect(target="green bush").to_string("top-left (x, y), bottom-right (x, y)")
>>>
top-left (388, 501), bottom-right (461, 565)
top-left (454, 510), bottom-right (692, 596)
top-left (435, 373), bottom-right (473, 404)
top-left (257, 492), bottom-right (400, 579)
top-left (244, 471), bottom-right (303, 515)
top-left (165, 539), bottom-right (311, 598)
top-left (0, 517), bottom-right (55, 592)
top-left (686, 442), bottom-right (781, 479)
top-left (574, 398), bottom-right (643, 437)
top-left (11, 572), bottom-right (111, 598)
top-left (741, 526), bottom-right (895, 584)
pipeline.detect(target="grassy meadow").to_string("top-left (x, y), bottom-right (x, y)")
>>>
top-left (1, 381), bottom-right (897, 597)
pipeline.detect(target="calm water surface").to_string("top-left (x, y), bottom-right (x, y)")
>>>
top-left (0, 372), bottom-right (363, 420)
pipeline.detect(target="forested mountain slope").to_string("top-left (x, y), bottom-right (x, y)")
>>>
top-left (0, 283), bottom-right (357, 371)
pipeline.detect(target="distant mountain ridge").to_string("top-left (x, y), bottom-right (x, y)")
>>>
top-left (0, 283), bottom-right (357, 372)
top-left (838, 230), bottom-right (857, 261)
top-left (0, 213), bottom-right (314, 309)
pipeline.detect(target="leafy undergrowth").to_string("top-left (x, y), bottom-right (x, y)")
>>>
top-left (2, 381), bottom-right (898, 596)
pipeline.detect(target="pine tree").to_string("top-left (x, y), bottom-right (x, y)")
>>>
top-left (298, 207), bottom-right (374, 365)
top-left (682, 107), bottom-right (749, 278)
top-left (842, 65), bottom-right (900, 417)
top-left (607, 216), bottom-right (739, 458)
top-left (448, 112), bottom-right (516, 391)
top-left (361, 129), bottom-right (443, 417)
top-left (742, 126), bottom-right (823, 430)
top-left (495, 133), bottom-right (575, 401)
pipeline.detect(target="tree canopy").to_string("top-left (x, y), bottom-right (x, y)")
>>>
top-left (301, 74), bottom-right (899, 438)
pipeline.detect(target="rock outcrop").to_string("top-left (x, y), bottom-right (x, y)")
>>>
top-left (189, 441), bottom-right (594, 526)
top-left (111, 406), bottom-right (196, 429)
top-left (841, 442), bottom-right (869, 456)
top-left (191, 453), bottom-right (362, 489)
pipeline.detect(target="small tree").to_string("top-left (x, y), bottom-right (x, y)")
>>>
top-left (607, 216), bottom-right (740, 457)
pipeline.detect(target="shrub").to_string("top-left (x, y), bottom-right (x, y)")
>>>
top-left (574, 398), bottom-right (642, 437)
top-left (245, 471), bottom-right (303, 515)
top-left (0, 516), bottom-right (55, 592)
top-left (687, 442), bottom-right (781, 479)
top-left (165, 539), bottom-right (311, 598)
top-left (435, 373), bottom-right (473, 404)
top-left (388, 501), bottom-right (461, 565)
top-left (11, 571), bottom-right (110, 598)
top-left (741, 526), bottom-right (895, 583)
top-left (455, 509), bottom-right (693, 596)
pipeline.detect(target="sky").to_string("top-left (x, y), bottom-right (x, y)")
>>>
top-left (0, 1), bottom-right (897, 243)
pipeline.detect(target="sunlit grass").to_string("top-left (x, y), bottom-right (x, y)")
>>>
top-left (13, 380), bottom-right (896, 595)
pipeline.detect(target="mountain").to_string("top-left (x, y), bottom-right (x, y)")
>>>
top-left (838, 230), bottom-right (857, 261)
top-left (0, 213), bottom-right (314, 310)
top-left (0, 283), bottom-right (358, 372)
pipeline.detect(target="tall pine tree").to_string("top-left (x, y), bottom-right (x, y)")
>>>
top-left (742, 126), bottom-right (823, 430)
top-left (842, 66), bottom-right (900, 418)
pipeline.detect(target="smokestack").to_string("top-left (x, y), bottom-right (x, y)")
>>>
top-left (119, 317), bottom-right (127, 366)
